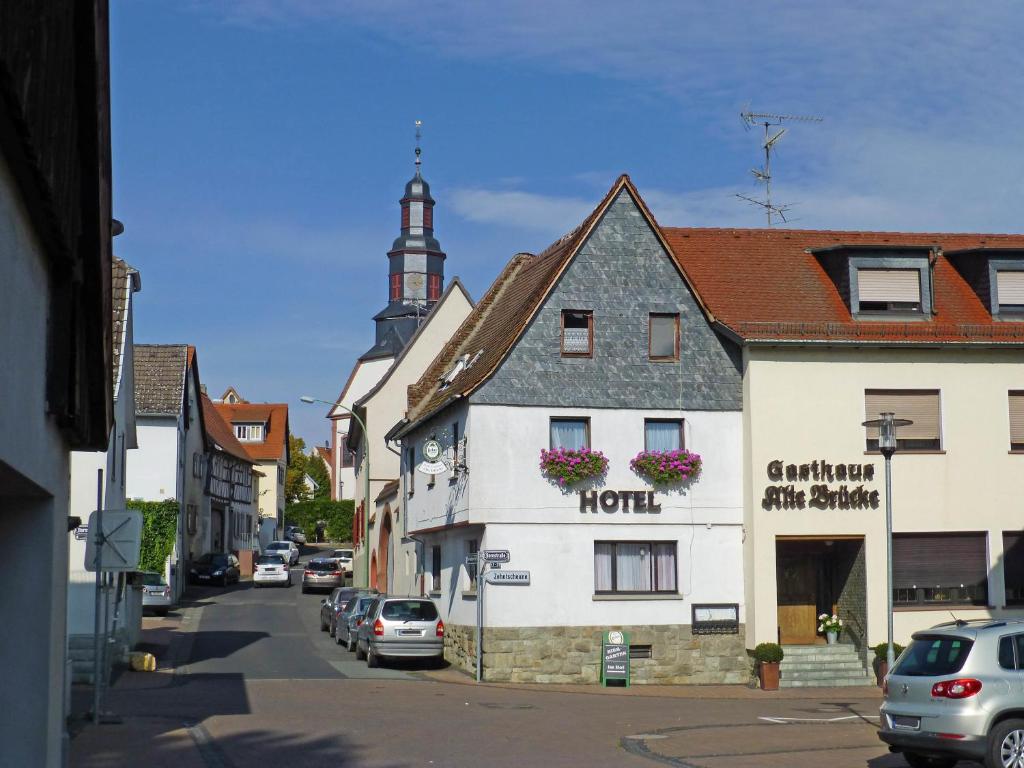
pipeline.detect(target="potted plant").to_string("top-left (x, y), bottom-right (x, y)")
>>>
top-left (872, 642), bottom-right (905, 686)
top-left (538, 447), bottom-right (608, 487)
top-left (629, 449), bottom-right (702, 485)
top-left (753, 642), bottom-right (784, 691)
top-left (818, 613), bottom-right (843, 644)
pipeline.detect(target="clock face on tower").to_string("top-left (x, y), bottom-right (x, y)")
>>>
top-left (407, 274), bottom-right (424, 294)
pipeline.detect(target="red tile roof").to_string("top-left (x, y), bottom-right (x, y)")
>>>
top-left (212, 402), bottom-right (290, 462)
top-left (201, 394), bottom-right (253, 464)
top-left (315, 445), bottom-right (333, 470)
top-left (663, 228), bottom-right (1024, 344)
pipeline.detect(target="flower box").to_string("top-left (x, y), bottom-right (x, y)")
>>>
top-left (539, 448), bottom-right (608, 487)
top-left (629, 449), bottom-right (702, 485)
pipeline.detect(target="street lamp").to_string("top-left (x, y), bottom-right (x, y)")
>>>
top-left (301, 395), bottom-right (371, 588)
top-left (862, 411), bottom-right (913, 670)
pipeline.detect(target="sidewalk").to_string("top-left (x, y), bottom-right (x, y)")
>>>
top-left (69, 599), bottom-right (209, 767)
top-left (423, 664), bottom-right (883, 700)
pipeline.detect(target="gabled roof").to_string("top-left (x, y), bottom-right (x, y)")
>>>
top-left (212, 402), bottom-right (289, 462)
top-left (134, 344), bottom-right (188, 415)
top-left (315, 445), bottom-right (333, 469)
top-left (111, 257), bottom-right (140, 399)
top-left (664, 228), bottom-right (1024, 344)
top-left (403, 175), bottom-right (692, 428)
top-left (201, 393), bottom-right (254, 465)
top-left (375, 479), bottom-right (400, 503)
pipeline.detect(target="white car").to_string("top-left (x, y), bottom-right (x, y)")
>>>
top-left (265, 540), bottom-right (299, 566)
top-left (285, 526), bottom-right (307, 545)
top-left (331, 548), bottom-right (354, 575)
top-left (253, 554), bottom-right (291, 587)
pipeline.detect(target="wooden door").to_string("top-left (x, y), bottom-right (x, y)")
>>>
top-left (777, 555), bottom-right (818, 644)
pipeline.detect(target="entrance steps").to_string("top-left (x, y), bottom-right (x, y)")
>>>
top-left (780, 644), bottom-right (875, 688)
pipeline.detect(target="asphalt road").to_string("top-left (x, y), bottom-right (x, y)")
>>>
top-left (77, 545), bottom-right (935, 768)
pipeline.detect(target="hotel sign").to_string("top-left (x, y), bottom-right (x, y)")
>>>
top-left (579, 490), bottom-right (661, 514)
top-left (761, 459), bottom-right (880, 511)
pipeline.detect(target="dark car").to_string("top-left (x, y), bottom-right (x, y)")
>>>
top-left (319, 587), bottom-right (361, 635)
top-left (336, 593), bottom-right (377, 651)
top-left (189, 553), bottom-right (240, 586)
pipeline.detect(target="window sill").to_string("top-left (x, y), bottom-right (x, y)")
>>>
top-left (429, 590), bottom-right (441, 598)
top-left (649, 357), bottom-right (680, 363)
top-left (560, 353), bottom-right (593, 359)
top-left (1010, 450), bottom-right (1024, 455)
top-left (864, 450), bottom-right (946, 455)
top-left (592, 593), bottom-right (683, 602)
top-left (894, 604), bottom-right (992, 612)
top-left (461, 590), bottom-right (477, 599)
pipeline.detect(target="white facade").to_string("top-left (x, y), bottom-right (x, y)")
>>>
top-left (330, 356), bottom-right (394, 500)
top-left (406, 404), bottom-right (744, 630)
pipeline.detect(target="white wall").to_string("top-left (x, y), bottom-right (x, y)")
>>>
top-left (127, 417), bottom-right (179, 501)
top-left (0, 139), bottom-right (75, 768)
top-left (406, 402), bottom-right (745, 629)
top-left (330, 356), bottom-right (394, 499)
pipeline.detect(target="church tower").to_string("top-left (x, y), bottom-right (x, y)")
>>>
top-left (361, 123), bottom-right (446, 361)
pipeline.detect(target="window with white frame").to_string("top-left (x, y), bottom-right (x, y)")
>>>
top-left (234, 423), bottom-right (264, 442)
top-left (857, 269), bottom-right (922, 313)
top-left (594, 541), bottom-right (677, 594)
top-left (997, 271), bottom-right (1024, 314)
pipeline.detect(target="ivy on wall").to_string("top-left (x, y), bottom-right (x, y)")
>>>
top-left (284, 499), bottom-right (354, 543)
top-left (128, 499), bottom-right (179, 573)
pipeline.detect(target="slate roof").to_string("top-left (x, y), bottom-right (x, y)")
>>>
top-left (201, 393), bottom-right (254, 464)
top-left (134, 344), bottom-right (188, 415)
top-left (664, 228), bottom-right (1024, 344)
top-left (404, 176), bottom-right (659, 426)
top-left (212, 402), bottom-right (289, 462)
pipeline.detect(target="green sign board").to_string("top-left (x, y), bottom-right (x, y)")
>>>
top-left (601, 630), bottom-right (630, 686)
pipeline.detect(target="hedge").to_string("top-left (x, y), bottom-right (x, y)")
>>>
top-left (127, 498), bottom-right (179, 574)
top-left (284, 499), bottom-right (354, 543)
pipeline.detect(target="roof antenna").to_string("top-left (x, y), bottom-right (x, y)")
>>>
top-left (736, 110), bottom-right (823, 226)
top-left (414, 119), bottom-right (423, 177)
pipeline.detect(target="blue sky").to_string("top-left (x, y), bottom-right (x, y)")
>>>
top-left (111, 1), bottom-right (1024, 447)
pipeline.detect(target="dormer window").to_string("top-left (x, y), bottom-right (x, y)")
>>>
top-left (234, 423), bottom-right (264, 442)
top-left (856, 269), bottom-right (921, 313)
top-left (996, 271), bottom-right (1024, 315)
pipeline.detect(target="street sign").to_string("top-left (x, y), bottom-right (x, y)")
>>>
top-left (484, 569), bottom-right (529, 585)
top-left (602, 630), bottom-right (630, 686)
top-left (84, 509), bottom-right (143, 572)
top-left (481, 549), bottom-right (510, 563)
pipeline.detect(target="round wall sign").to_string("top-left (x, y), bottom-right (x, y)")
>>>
top-left (608, 631), bottom-right (624, 645)
top-left (423, 439), bottom-right (442, 462)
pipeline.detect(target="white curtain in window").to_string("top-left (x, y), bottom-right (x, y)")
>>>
top-left (615, 543), bottom-right (651, 591)
top-left (594, 543), bottom-right (613, 591)
top-left (551, 420), bottom-right (587, 450)
top-left (645, 421), bottom-right (681, 451)
top-left (653, 543), bottom-right (677, 591)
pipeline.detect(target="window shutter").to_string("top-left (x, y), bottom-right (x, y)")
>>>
top-left (858, 269), bottom-right (921, 303)
top-left (998, 271), bottom-right (1024, 306)
top-left (864, 389), bottom-right (940, 440)
top-left (1003, 532), bottom-right (1024, 593)
top-left (1010, 392), bottom-right (1024, 446)
top-left (892, 533), bottom-right (987, 589)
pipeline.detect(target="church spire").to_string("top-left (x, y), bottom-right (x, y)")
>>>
top-left (414, 119), bottom-right (422, 177)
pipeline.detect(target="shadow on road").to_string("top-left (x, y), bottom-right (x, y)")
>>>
top-left (186, 630), bottom-right (270, 665)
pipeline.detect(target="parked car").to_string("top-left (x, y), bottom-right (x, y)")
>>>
top-left (302, 558), bottom-right (343, 593)
top-left (140, 571), bottom-right (174, 615)
top-left (879, 618), bottom-right (1024, 768)
top-left (265, 540), bottom-right (299, 566)
top-left (330, 548), bottom-right (354, 575)
top-left (336, 593), bottom-right (377, 651)
top-left (319, 587), bottom-right (361, 634)
top-left (285, 526), bottom-right (307, 545)
top-left (355, 597), bottom-right (444, 668)
top-left (253, 554), bottom-right (291, 588)
top-left (189, 553), bottom-right (240, 587)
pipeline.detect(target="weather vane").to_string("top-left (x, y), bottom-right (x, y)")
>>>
top-left (414, 119), bottom-right (422, 173)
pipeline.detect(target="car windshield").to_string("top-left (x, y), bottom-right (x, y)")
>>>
top-left (267, 543), bottom-right (288, 550)
top-left (140, 573), bottom-right (165, 586)
top-left (307, 561), bottom-right (338, 572)
top-left (892, 635), bottom-right (974, 677)
top-left (381, 600), bottom-right (438, 621)
top-left (333, 550), bottom-right (353, 559)
top-left (355, 596), bottom-right (375, 613)
top-left (195, 554), bottom-right (228, 566)
top-left (256, 555), bottom-right (284, 565)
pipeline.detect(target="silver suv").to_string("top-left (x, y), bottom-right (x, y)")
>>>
top-left (354, 597), bottom-right (444, 668)
top-left (879, 618), bottom-right (1024, 768)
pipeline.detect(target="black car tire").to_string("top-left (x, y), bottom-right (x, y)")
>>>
top-left (221, 576), bottom-right (228, 587)
top-left (355, 641), bottom-right (366, 661)
top-left (347, 634), bottom-right (356, 652)
top-left (320, 617), bottom-right (328, 631)
top-left (329, 621), bottom-right (336, 637)
top-left (903, 752), bottom-right (958, 768)
top-left (986, 718), bottom-right (1024, 768)
top-left (367, 648), bottom-right (379, 668)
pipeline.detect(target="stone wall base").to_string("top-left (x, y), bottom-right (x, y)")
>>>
top-left (444, 623), bottom-right (750, 685)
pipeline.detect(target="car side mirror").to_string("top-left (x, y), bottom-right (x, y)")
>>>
top-left (321, 598), bottom-right (327, 604)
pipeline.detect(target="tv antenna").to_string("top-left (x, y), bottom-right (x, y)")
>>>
top-left (736, 110), bottom-right (823, 226)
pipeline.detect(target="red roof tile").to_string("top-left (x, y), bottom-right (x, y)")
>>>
top-left (212, 402), bottom-right (289, 462)
top-left (201, 394), bottom-right (253, 464)
top-left (662, 227), bottom-right (1024, 344)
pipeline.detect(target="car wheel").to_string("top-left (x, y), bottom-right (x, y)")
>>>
top-left (156, 608), bottom-right (169, 616)
top-left (329, 621), bottom-right (336, 637)
top-left (221, 576), bottom-right (228, 587)
top-left (903, 752), bottom-right (958, 768)
top-left (367, 648), bottom-right (379, 668)
top-left (355, 641), bottom-right (366, 661)
top-left (320, 616), bottom-right (328, 631)
top-left (987, 718), bottom-right (1024, 768)
top-left (347, 634), bottom-right (356, 652)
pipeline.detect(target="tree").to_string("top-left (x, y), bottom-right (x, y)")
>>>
top-left (306, 450), bottom-right (331, 500)
top-left (285, 434), bottom-right (310, 503)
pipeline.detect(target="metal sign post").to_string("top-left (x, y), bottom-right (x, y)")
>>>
top-left (476, 558), bottom-right (484, 682)
top-left (91, 470), bottom-right (103, 725)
